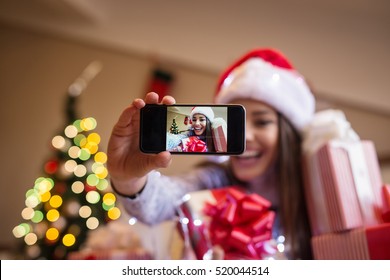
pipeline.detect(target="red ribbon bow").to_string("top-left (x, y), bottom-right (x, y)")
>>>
top-left (203, 187), bottom-right (275, 259)
top-left (184, 136), bottom-right (207, 152)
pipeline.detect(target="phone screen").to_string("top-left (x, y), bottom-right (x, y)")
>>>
top-left (140, 104), bottom-right (245, 155)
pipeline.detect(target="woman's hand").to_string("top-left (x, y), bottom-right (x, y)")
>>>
top-left (107, 92), bottom-right (175, 196)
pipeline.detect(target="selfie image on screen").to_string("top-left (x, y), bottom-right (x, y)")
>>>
top-left (166, 106), bottom-right (228, 153)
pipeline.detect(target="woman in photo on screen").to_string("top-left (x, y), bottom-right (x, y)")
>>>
top-left (167, 106), bottom-right (216, 153)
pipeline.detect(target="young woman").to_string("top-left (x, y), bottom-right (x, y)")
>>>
top-left (107, 48), bottom-right (315, 259)
top-left (167, 106), bottom-right (216, 153)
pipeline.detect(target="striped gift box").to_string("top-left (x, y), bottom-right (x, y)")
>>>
top-left (303, 140), bottom-right (383, 235)
top-left (311, 223), bottom-right (390, 260)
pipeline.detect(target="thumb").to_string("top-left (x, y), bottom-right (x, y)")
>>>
top-left (154, 151), bottom-right (172, 169)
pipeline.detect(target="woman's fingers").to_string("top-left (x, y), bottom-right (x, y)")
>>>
top-left (144, 92), bottom-right (160, 104)
top-left (161, 95), bottom-right (176, 105)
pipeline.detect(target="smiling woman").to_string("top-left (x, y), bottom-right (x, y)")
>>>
top-left (107, 48), bottom-right (316, 260)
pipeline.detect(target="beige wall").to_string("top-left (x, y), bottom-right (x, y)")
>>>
top-left (1, 23), bottom-right (389, 250)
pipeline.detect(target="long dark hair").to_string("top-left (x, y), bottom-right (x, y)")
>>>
top-left (276, 114), bottom-right (312, 259)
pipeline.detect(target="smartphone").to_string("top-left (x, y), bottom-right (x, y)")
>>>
top-left (140, 104), bottom-right (245, 155)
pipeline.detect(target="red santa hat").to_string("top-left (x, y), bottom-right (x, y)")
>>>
top-left (190, 106), bottom-right (215, 122)
top-left (215, 48), bottom-right (315, 132)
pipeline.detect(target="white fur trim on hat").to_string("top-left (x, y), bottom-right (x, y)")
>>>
top-left (190, 107), bottom-right (215, 122)
top-left (215, 58), bottom-right (315, 132)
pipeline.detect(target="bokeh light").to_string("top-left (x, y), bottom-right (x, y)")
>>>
top-left (12, 223), bottom-right (30, 238)
top-left (52, 135), bottom-right (66, 149)
top-left (31, 211), bottom-right (44, 223)
top-left (86, 217), bottom-right (99, 230)
top-left (107, 207), bottom-right (121, 220)
top-left (64, 125), bottom-right (78, 138)
top-left (24, 232), bottom-right (38, 245)
top-left (74, 164), bottom-right (87, 177)
top-left (86, 191), bottom-right (100, 204)
top-left (46, 228), bottom-right (59, 241)
top-left (79, 205), bottom-right (92, 218)
top-left (46, 209), bottom-right (60, 222)
top-left (21, 207), bottom-right (35, 220)
top-left (71, 181), bottom-right (84, 194)
top-left (94, 152), bottom-right (107, 163)
top-left (62, 234), bottom-right (76, 247)
top-left (49, 195), bottom-right (63, 208)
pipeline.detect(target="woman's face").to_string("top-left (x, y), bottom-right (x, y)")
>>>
top-left (230, 98), bottom-right (279, 182)
top-left (191, 113), bottom-right (207, 135)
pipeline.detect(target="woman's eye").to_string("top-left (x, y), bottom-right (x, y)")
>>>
top-left (253, 120), bottom-right (274, 127)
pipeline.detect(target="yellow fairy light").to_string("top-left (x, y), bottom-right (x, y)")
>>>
top-left (52, 135), bottom-right (66, 149)
top-left (71, 181), bottom-right (84, 194)
top-left (87, 133), bottom-right (101, 144)
top-left (103, 193), bottom-right (116, 206)
top-left (46, 209), bottom-right (60, 222)
top-left (24, 232), bottom-right (38, 245)
top-left (86, 217), bottom-right (99, 230)
top-left (46, 227), bottom-right (59, 241)
top-left (81, 117), bottom-right (97, 131)
top-left (40, 191), bottom-right (51, 203)
top-left (49, 195), bottom-right (63, 208)
top-left (84, 142), bottom-right (98, 154)
top-left (94, 152), bottom-right (107, 164)
top-left (107, 207), bottom-right (121, 220)
top-left (62, 233), bottom-right (76, 247)
top-left (94, 166), bottom-right (108, 179)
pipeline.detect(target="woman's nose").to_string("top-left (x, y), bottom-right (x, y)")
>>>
top-left (245, 123), bottom-right (254, 141)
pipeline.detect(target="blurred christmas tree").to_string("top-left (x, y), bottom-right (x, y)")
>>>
top-left (12, 62), bottom-right (122, 259)
top-left (169, 118), bottom-right (179, 134)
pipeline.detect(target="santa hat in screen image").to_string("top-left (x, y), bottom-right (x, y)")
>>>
top-left (190, 106), bottom-right (215, 122)
top-left (215, 48), bottom-right (315, 132)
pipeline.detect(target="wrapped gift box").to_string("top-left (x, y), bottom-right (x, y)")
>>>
top-left (177, 187), bottom-right (279, 260)
top-left (303, 140), bottom-right (384, 235)
top-left (382, 185), bottom-right (390, 222)
top-left (311, 223), bottom-right (390, 260)
top-left (181, 136), bottom-right (207, 152)
top-left (211, 118), bottom-right (227, 153)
